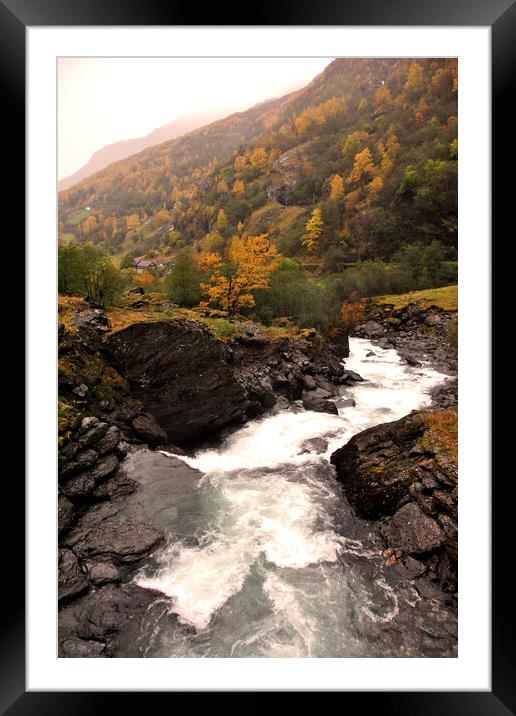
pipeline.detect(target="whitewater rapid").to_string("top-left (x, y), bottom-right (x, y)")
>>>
top-left (132, 338), bottom-right (452, 657)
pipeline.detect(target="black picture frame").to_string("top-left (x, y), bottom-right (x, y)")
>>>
top-left (4, 0), bottom-right (509, 710)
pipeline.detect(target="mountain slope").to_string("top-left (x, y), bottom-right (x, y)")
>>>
top-left (59, 58), bottom-right (457, 265)
top-left (58, 110), bottom-right (227, 191)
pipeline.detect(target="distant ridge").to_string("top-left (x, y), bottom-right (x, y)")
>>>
top-left (58, 110), bottom-right (227, 191)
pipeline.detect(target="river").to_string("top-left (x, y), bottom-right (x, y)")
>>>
top-left (118, 337), bottom-right (457, 657)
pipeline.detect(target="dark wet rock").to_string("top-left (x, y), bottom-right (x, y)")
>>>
top-left (381, 503), bottom-right (444, 555)
top-left (301, 437), bottom-right (328, 454)
top-left (59, 583), bottom-right (167, 656)
top-left (131, 412), bottom-right (168, 446)
top-left (73, 309), bottom-right (111, 336)
top-left (60, 470), bottom-right (97, 500)
top-left (331, 412), bottom-right (432, 519)
top-left (399, 352), bottom-right (422, 367)
top-left (338, 370), bottom-right (365, 385)
top-left (302, 395), bottom-right (338, 415)
top-left (361, 321), bottom-right (386, 338)
top-left (59, 636), bottom-right (107, 658)
top-left (429, 379), bottom-right (458, 409)
top-left (86, 561), bottom-right (121, 585)
top-left (394, 555), bottom-right (427, 580)
top-left (58, 548), bottom-right (89, 603)
top-left (76, 420), bottom-right (109, 451)
top-left (91, 473), bottom-right (138, 501)
top-left (108, 320), bottom-right (248, 445)
top-left (60, 448), bottom-right (98, 480)
top-left (437, 514), bottom-right (458, 540)
top-left (58, 495), bottom-right (75, 536)
top-left (327, 330), bottom-right (350, 359)
top-left (94, 426), bottom-right (122, 455)
top-left (314, 375), bottom-right (338, 396)
top-left (340, 398), bottom-right (356, 408)
top-left (331, 409), bottom-right (458, 594)
top-left (61, 453), bottom-right (120, 501)
top-left (74, 518), bottom-right (164, 565)
top-left (90, 453), bottom-right (119, 481)
top-left (303, 374), bottom-right (317, 390)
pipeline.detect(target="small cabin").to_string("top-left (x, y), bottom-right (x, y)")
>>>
top-left (131, 258), bottom-right (157, 273)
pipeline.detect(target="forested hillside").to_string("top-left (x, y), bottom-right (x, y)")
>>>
top-left (59, 58), bottom-right (457, 326)
top-left (59, 58), bottom-right (457, 262)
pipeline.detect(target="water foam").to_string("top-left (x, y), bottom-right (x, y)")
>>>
top-left (136, 338), bottom-right (449, 640)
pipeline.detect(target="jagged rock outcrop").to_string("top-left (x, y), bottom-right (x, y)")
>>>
top-left (331, 409), bottom-right (458, 593)
top-left (107, 320), bottom-right (349, 444)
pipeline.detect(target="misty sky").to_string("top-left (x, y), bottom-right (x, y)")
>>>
top-left (58, 57), bottom-right (332, 180)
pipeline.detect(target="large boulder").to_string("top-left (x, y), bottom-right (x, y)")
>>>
top-left (58, 583), bottom-right (166, 657)
top-left (380, 503), bottom-right (444, 555)
top-left (330, 412), bottom-right (431, 519)
top-left (331, 409), bottom-right (458, 592)
top-left (107, 320), bottom-right (248, 445)
top-left (302, 395), bottom-right (339, 415)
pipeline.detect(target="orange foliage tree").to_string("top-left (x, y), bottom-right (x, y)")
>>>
top-left (341, 291), bottom-right (368, 331)
top-left (199, 234), bottom-right (279, 314)
top-left (330, 174), bottom-right (345, 201)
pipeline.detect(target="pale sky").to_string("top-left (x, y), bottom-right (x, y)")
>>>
top-left (58, 57), bottom-right (332, 180)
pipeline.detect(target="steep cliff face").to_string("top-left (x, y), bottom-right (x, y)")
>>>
top-left (331, 409), bottom-right (458, 593)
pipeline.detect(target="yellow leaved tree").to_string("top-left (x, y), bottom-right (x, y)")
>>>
top-left (347, 147), bottom-right (376, 184)
top-left (199, 234), bottom-right (279, 314)
top-left (302, 207), bottom-right (324, 253)
top-left (330, 174), bottom-right (345, 202)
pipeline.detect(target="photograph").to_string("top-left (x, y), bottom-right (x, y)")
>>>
top-left (56, 56), bottom-right (460, 659)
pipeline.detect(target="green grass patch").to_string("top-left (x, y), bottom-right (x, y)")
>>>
top-left (59, 232), bottom-right (76, 245)
top-left (374, 285), bottom-right (457, 311)
top-left (67, 209), bottom-right (91, 226)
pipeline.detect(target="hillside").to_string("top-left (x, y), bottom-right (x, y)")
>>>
top-left (58, 110), bottom-right (226, 191)
top-left (58, 58), bottom-right (458, 270)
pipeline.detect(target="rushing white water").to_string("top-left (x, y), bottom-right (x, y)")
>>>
top-left (134, 338), bottom-right (453, 657)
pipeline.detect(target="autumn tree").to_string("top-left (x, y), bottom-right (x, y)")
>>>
top-left (216, 208), bottom-right (229, 234)
top-left (302, 207), bottom-right (324, 252)
top-left (250, 147), bottom-right (267, 169)
top-left (126, 214), bottom-right (140, 232)
top-left (374, 84), bottom-right (391, 108)
top-left (217, 178), bottom-right (229, 194)
top-left (330, 174), bottom-right (345, 202)
top-left (341, 291), bottom-right (368, 331)
top-left (82, 215), bottom-right (98, 236)
top-left (232, 179), bottom-right (245, 196)
top-left (199, 234), bottom-right (279, 314)
top-left (152, 208), bottom-right (170, 228)
top-left (132, 270), bottom-right (156, 287)
top-left (347, 148), bottom-right (376, 184)
top-left (405, 61), bottom-right (425, 91)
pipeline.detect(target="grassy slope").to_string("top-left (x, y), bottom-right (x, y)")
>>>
top-left (373, 285), bottom-right (457, 311)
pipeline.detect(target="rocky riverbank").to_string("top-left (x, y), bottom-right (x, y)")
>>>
top-left (58, 305), bottom-right (355, 656)
top-left (353, 301), bottom-right (458, 409)
top-left (331, 409), bottom-right (458, 601)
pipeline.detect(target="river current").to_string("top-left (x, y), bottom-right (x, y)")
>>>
top-left (119, 338), bottom-right (456, 657)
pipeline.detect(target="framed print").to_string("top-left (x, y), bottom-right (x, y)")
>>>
top-left (4, 0), bottom-right (511, 710)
